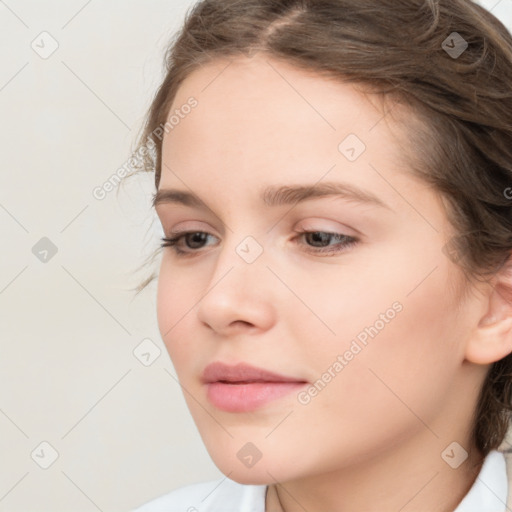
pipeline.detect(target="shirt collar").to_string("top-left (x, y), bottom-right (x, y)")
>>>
top-left (454, 450), bottom-right (508, 512)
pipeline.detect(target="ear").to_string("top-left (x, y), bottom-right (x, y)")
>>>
top-left (466, 254), bottom-right (512, 365)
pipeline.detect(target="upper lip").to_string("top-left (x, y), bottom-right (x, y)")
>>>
top-left (202, 361), bottom-right (307, 384)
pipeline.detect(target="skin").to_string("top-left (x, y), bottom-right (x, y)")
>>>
top-left (154, 54), bottom-right (512, 512)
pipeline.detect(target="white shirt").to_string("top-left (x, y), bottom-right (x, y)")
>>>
top-left (133, 449), bottom-right (508, 512)
top-left (455, 450), bottom-right (507, 512)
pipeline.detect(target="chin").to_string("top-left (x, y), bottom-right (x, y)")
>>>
top-left (211, 452), bottom-right (301, 486)
top-left (219, 467), bottom-right (276, 486)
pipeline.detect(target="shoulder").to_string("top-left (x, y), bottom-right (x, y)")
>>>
top-left (132, 477), bottom-right (267, 512)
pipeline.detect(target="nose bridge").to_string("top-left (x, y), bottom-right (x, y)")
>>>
top-left (211, 188), bottom-right (271, 269)
top-left (195, 228), bottom-right (276, 332)
top-left (209, 231), bottom-right (268, 293)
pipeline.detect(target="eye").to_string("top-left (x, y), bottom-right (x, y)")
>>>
top-left (293, 230), bottom-right (359, 256)
top-left (160, 231), bottom-right (218, 256)
top-left (160, 229), bottom-right (358, 257)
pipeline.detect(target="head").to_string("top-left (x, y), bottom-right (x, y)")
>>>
top-left (133, 0), bottom-right (512, 482)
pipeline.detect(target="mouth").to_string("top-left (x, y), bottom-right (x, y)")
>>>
top-left (202, 361), bottom-right (308, 412)
top-left (202, 361), bottom-right (307, 384)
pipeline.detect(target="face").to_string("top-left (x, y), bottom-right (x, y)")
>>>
top-left (154, 54), bottom-right (481, 484)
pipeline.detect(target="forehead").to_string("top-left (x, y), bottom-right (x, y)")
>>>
top-left (167, 54), bottom-right (394, 145)
top-left (160, 54), bottom-right (414, 209)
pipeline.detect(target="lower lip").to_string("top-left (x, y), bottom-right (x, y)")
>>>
top-left (206, 381), bottom-right (307, 412)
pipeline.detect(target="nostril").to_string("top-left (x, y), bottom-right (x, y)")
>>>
top-left (231, 320), bottom-right (254, 328)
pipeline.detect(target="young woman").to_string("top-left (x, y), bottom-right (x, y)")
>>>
top-left (132, 0), bottom-right (512, 510)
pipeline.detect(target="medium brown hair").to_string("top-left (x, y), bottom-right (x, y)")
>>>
top-left (131, 0), bottom-right (512, 458)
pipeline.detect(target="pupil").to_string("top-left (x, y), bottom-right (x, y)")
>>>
top-left (309, 232), bottom-right (329, 247)
top-left (188, 233), bottom-right (207, 248)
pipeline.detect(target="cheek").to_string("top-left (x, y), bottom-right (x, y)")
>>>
top-left (301, 240), bottom-right (461, 403)
top-left (156, 261), bottom-right (201, 364)
top-left (315, 267), bottom-right (461, 432)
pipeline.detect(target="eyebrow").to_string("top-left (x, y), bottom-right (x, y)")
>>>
top-left (152, 181), bottom-right (391, 211)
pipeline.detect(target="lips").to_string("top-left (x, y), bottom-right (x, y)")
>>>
top-left (202, 362), bottom-right (308, 412)
top-left (201, 361), bottom-right (307, 384)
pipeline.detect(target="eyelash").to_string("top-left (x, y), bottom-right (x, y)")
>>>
top-left (160, 230), bottom-right (359, 257)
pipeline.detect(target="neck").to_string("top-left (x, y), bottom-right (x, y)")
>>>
top-left (265, 433), bottom-right (485, 512)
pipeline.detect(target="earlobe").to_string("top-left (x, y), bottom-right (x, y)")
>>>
top-left (466, 266), bottom-right (512, 365)
top-left (467, 316), bottom-right (512, 365)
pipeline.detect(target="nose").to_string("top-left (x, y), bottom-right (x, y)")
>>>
top-left (196, 238), bottom-right (276, 337)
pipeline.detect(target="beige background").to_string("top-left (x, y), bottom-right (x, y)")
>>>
top-left (0, 0), bottom-right (511, 510)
